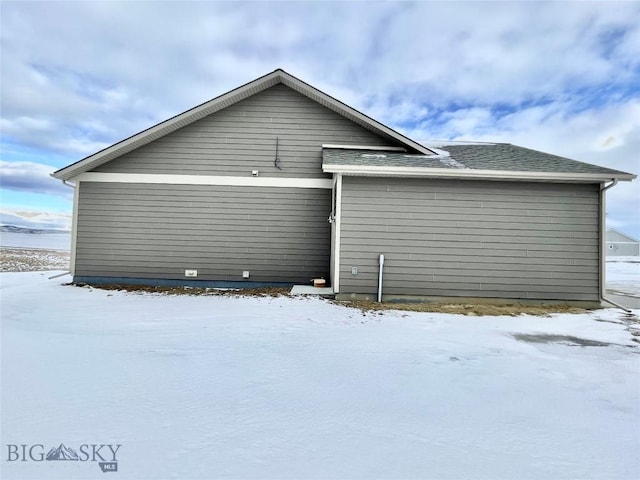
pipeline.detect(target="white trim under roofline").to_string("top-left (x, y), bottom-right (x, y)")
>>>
top-left (322, 164), bottom-right (637, 182)
top-left (73, 172), bottom-right (333, 189)
top-left (321, 144), bottom-right (407, 152)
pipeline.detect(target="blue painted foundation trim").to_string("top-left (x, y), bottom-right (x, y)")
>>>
top-left (73, 276), bottom-right (295, 289)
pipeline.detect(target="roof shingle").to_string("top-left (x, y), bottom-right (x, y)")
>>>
top-left (323, 143), bottom-right (632, 179)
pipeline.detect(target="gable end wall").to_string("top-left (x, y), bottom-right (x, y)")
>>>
top-left (92, 84), bottom-right (397, 178)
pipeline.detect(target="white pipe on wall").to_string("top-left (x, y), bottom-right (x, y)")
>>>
top-left (377, 254), bottom-right (385, 302)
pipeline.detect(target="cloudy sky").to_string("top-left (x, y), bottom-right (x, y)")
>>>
top-left (1, 1), bottom-right (639, 235)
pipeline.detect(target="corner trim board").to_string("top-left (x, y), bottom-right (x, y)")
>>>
top-left (333, 174), bottom-right (343, 293)
top-left (70, 181), bottom-right (80, 275)
top-left (73, 172), bottom-right (333, 189)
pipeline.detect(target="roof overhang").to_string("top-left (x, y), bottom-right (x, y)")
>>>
top-left (52, 69), bottom-right (436, 181)
top-left (322, 164), bottom-right (637, 183)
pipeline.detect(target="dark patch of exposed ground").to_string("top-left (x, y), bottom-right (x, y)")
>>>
top-left (338, 299), bottom-right (590, 317)
top-left (512, 333), bottom-right (614, 347)
top-left (74, 283), bottom-right (293, 298)
top-left (80, 283), bottom-right (594, 316)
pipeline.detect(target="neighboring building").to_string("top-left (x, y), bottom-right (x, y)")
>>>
top-left (606, 229), bottom-right (640, 256)
top-left (52, 69), bottom-right (636, 304)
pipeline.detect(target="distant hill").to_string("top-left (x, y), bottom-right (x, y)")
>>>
top-left (1, 225), bottom-right (70, 235)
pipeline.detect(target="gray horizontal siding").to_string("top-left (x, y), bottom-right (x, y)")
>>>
top-left (93, 84), bottom-right (396, 178)
top-left (75, 182), bottom-right (330, 283)
top-left (339, 177), bottom-right (600, 301)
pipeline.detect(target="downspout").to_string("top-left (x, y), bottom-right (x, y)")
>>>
top-left (599, 180), bottom-right (631, 312)
top-left (333, 174), bottom-right (343, 294)
top-left (377, 254), bottom-right (385, 302)
top-left (47, 178), bottom-right (77, 280)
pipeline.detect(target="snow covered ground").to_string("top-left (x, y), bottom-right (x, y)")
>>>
top-left (607, 256), bottom-right (640, 297)
top-left (0, 232), bottom-right (71, 251)
top-left (1, 271), bottom-right (639, 479)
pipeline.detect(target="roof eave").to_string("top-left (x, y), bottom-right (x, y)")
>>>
top-left (322, 164), bottom-right (637, 183)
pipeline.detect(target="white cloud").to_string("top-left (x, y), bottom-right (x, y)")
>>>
top-left (0, 161), bottom-right (72, 197)
top-left (404, 99), bottom-right (640, 236)
top-left (0, 1), bottom-right (638, 234)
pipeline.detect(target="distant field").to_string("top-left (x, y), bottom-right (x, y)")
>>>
top-left (0, 247), bottom-right (70, 272)
top-left (0, 231), bottom-right (71, 250)
top-left (0, 233), bottom-right (71, 272)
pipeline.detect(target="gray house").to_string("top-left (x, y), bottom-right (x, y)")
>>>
top-left (606, 229), bottom-right (640, 256)
top-left (52, 69), bottom-right (635, 304)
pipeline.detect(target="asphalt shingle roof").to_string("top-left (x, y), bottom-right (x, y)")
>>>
top-left (323, 143), bottom-right (630, 177)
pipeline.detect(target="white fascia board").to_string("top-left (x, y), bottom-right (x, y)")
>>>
top-left (322, 164), bottom-right (636, 182)
top-left (73, 172), bottom-right (333, 189)
top-left (322, 144), bottom-right (408, 152)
